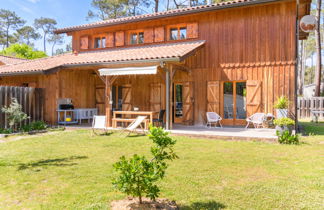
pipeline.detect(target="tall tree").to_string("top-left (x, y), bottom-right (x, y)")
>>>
top-left (86, 0), bottom-right (128, 20)
top-left (34, 17), bottom-right (57, 53)
top-left (16, 26), bottom-right (41, 46)
top-left (314, 0), bottom-right (322, 96)
top-left (0, 9), bottom-right (25, 48)
top-left (0, 43), bottom-right (47, 59)
top-left (47, 34), bottom-right (64, 56)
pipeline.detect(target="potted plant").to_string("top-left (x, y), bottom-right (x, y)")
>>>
top-left (273, 117), bottom-right (295, 134)
top-left (274, 96), bottom-right (289, 118)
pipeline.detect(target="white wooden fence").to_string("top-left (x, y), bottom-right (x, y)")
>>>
top-left (298, 97), bottom-right (324, 119)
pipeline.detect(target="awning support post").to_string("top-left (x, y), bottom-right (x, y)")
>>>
top-left (165, 68), bottom-right (170, 130)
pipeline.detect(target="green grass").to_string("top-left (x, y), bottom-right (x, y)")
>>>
top-left (0, 123), bottom-right (323, 210)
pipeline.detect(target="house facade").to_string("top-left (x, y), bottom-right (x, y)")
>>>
top-left (0, 0), bottom-right (310, 128)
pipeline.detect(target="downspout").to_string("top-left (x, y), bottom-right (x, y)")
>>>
top-left (295, 0), bottom-right (300, 132)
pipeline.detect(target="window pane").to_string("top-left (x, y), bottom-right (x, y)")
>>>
top-left (138, 32), bottom-right (144, 44)
top-left (170, 28), bottom-right (178, 40)
top-left (236, 82), bottom-right (246, 119)
top-left (94, 38), bottom-right (101, 48)
top-left (180, 27), bottom-right (187, 40)
top-left (130, 33), bottom-right (137, 44)
top-left (175, 84), bottom-right (183, 118)
top-left (102, 37), bottom-right (106, 48)
top-left (223, 82), bottom-right (233, 119)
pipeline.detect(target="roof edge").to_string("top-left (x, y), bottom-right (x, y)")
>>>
top-left (55, 0), bottom-right (284, 34)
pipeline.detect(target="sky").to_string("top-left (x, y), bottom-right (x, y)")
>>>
top-left (1, 0), bottom-right (94, 54)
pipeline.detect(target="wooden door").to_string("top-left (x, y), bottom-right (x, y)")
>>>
top-left (207, 81), bottom-right (220, 113)
top-left (95, 86), bottom-right (105, 115)
top-left (182, 82), bottom-right (194, 125)
top-left (150, 83), bottom-right (164, 112)
top-left (246, 80), bottom-right (262, 117)
top-left (122, 84), bottom-right (132, 111)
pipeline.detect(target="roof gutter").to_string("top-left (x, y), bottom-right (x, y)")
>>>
top-left (0, 70), bottom-right (45, 77)
top-left (0, 57), bottom-right (180, 76)
top-left (55, 0), bottom-right (284, 34)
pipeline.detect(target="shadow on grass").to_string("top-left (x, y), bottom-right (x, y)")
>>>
top-left (181, 201), bottom-right (226, 210)
top-left (17, 155), bottom-right (88, 170)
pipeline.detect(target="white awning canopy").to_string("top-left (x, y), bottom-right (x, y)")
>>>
top-left (99, 66), bottom-right (158, 76)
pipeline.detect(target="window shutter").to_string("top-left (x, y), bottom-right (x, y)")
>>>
top-left (246, 80), bottom-right (262, 117)
top-left (207, 81), bottom-right (220, 113)
top-left (106, 32), bottom-right (114, 48)
top-left (154, 27), bottom-right (164, 42)
top-left (182, 81), bottom-right (195, 125)
top-left (187, 22), bottom-right (198, 39)
top-left (115, 31), bottom-right (125, 47)
top-left (144, 28), bottom-right (154, 43)
top-left (80, 36), bottom-right (89, 49)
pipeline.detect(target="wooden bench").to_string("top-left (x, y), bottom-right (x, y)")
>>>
top-left (112, 118), bottom-right (149, 129)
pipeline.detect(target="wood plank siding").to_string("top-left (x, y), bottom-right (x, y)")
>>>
top-left (0, 0), bottom-right (306, 125)
top-left (0, 69), bottom-right (104, 124)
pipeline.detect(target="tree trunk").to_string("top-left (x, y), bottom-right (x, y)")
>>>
top-left (314, 0), bottom-right (322, 96)
top-left (43, 32), bottom-right (47, 53)
top-left (6, 26), bottom-right (9, 48)
top-left (51, 41), bottom-right (56, 56)
top-left (298, 40), bottom-right (305, 95)
top-left (155, 0), bottom-right (159, 12)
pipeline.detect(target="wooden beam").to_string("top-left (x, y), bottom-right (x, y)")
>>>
top-left (171, 63), bottom-right (192, 73)
top-left (94, 70), bottom-right (106, 84)
top-left (105, 76), bottom-right (112, 127)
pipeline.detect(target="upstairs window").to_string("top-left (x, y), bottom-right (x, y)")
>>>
top-left (94, 36), bottom-right (106, 48)
top-left (169, 26), bottom-right (187, 40)
top-left (129, 31), bottom-right (144, 45)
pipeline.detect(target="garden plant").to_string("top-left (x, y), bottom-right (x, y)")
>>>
top-left (113, 126), bottom-right (178, 204)
top-left (1, 98), bottom-right (28, 131)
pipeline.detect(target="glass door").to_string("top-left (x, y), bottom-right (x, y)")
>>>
top-left (222, 81), bottom-right (246, 125)
top-left (173, 83), bottom-right (183, 123)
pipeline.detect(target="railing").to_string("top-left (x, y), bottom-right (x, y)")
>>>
top-left (0, 86), bottom-right (45, 129)
top-left (298, 97), bottom-right (324, 119)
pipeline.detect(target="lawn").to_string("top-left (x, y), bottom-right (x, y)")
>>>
top-left (0, 122), bottom-right (323, 209)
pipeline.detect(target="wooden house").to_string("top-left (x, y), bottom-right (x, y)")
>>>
top-left (0, 0), bottom-right (311, 129)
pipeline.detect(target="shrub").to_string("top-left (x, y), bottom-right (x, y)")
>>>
top-left (0, 128), bottom-right (13, 134)
top-left (21, 124), bottom-right (32, 132)
top-left (1, 98), bottom-right (28, 131)
top-left (274, 96), bottom-right (289, 109)
top-left (31, 121), bottom-right (47, 130)
top-left (21, 121), bottom-right (47, 132)
top-left (113, 126), bottom-right (178, 204)
top-left (277, 130), bottom-right (299, 145)
top-left (273, 117), bottom-right (295, 127)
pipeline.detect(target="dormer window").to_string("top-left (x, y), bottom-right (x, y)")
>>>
top-left (130, 31), bottom-right (144, 45)
top-left (169, 26), bottom-right (187, 40)
top-left (94, 36), bottom-right (106, 48)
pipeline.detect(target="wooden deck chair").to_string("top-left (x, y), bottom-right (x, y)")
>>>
top-left (92, 115), bottom-right (107, 135)
top-left (121, 116), bottom-right (147, 136)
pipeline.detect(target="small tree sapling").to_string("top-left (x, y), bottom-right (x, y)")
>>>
top-left (112, 126), bottom-right (178, 204)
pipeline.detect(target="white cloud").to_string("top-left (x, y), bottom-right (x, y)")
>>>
top-left (27, 0), bottom-right (40, 3)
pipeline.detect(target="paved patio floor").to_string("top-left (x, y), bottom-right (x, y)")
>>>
top-left (65, 123), bottom-right (277, 142)
top-left (170, 124), bottom-right (277, 141)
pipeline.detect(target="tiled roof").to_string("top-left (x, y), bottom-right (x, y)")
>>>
top-left (0, 40), bottom-right (205, 76)
top-left (55, 0), bottom-right (278, 33)
top-left (0, 55), bottom-right (27, 65)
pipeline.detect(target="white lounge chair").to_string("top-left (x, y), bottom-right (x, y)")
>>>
top-left (206, 112), bottom-right (223, 128)
top-left (92, 115), bottom-right (107, 135)
top-left (245, 113), bottom-right (266, 128)
top-left (121, 116), bottom-right (147, 136)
